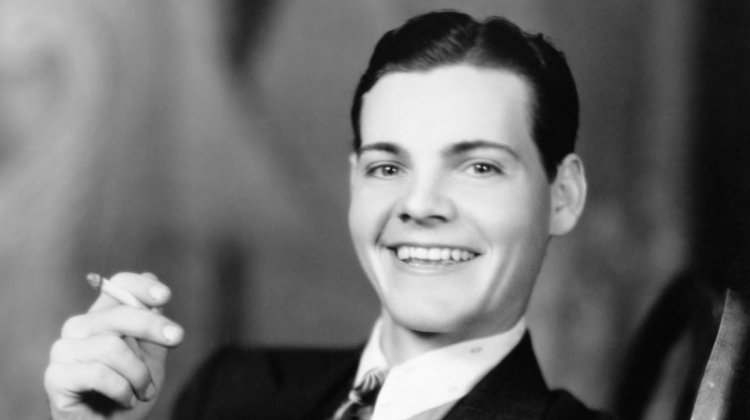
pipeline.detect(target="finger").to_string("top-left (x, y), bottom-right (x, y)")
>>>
top-left (61, 305), bottom-right (184, 347)
top-left (140, 272), bottom-right (158, 282)
top-left (89, 272), bottom-right (171, 312)
top-left (50, 335), bottom-right (156, 401)
top-left (45, 361), bottom-right (138, 410)
top-left (140, 273), bottom-right (166, 315)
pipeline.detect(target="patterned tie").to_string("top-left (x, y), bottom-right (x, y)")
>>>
top-left (332, 368), bottom-right (388, 420)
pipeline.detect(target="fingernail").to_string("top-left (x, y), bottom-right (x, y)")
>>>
top-left (162, 324), bottom-right (182, 343)
top-left (145, 382), bottom-right (157, 400)
top-left (149, 284), bottom-right (170, 301)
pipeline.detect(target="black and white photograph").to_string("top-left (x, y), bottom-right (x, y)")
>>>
top-left (0, 1), bottom-right (748, 419)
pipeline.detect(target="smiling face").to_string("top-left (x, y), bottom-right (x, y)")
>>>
top-left (349, 64), bottom-right (561, 347)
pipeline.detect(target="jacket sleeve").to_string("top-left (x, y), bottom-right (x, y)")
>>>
top-left (169, 346), bottom-right (360, 420)
top-left (169, 346), bottom-right (279, 420)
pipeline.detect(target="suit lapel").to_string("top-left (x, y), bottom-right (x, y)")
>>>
top-left (302, 347), bottom-right (362, 419)
top-left (442, 334), bottom-right (551, 420)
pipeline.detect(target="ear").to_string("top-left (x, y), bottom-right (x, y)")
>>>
top-left (549, 153), bottom-right (587, 236)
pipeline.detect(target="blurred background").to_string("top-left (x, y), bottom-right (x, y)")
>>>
top-left (1, 0), bottom-right (748, 418)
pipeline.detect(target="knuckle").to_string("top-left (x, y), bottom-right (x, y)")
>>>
top-left (47, 390), bottom-right (68, 410)
top-left (99, 337), bottom-right (151, 387)
top-left (109, 374), bottom-right (133, 401)
top-left (90, 362), bottom-right (130, 400)
top-left (89, 362), bottom-right (109, 384)
top-left (88, 374), bottom-right (130, 406)
top-left (43, 364), bottom-right (77, 408)
top-left (60, 315), bottom-right (87, 338)
top-left (49, 339), bottom-right (69, 361)
top-left (131, 363), bottom-right (152, 391)
top-left (43, 363), bottom-right (61, 392)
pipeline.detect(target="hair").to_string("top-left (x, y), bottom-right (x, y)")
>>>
top-left (350, 10), bottom-right (579, 180)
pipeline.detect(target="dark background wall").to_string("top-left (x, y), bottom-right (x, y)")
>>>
top-left (0, 0), bottom-right (746, 419)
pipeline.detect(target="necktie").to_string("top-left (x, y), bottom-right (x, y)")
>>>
top-left (332, 368), bottom-right (388, 420)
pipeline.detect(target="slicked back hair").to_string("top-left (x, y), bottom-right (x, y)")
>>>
top-left (351, 10), bottom-right (579, 180)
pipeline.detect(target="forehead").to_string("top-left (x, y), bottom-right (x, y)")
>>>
top-left (360, 64), bottom-right (533, 148)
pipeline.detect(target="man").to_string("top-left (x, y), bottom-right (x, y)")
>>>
top-left (45, 10), bottom-right (612, 420)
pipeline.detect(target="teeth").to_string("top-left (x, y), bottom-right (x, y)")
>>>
top-left (397, 247), bottom-right (410, 260)
top-left (393, 246), bottom-right (477, 262)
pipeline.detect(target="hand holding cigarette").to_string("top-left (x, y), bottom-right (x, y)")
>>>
top-left (44, 272), bottom-right (184, 420)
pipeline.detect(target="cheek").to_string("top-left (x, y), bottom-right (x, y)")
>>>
top-left (348, 186), bottom-right (395, 247)
top-left (348, 196), bottom-right (368, 249)
top-left (462, 185), bottom-right (551, 241)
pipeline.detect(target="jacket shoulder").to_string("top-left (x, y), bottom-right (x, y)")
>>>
top-left (544, 390), bottom-right (617, 420)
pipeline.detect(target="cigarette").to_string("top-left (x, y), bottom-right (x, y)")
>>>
top-left (86, 273), bottom-right (148, 309)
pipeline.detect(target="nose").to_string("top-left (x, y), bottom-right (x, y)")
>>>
top-left (396, 176), bottom-right (456, 224)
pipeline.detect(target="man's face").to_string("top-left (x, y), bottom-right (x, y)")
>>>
top-left (349, 64), bottom-right (557, 341)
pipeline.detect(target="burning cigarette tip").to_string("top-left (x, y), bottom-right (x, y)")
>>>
top-left (86, 273), bottom-right (104, 290)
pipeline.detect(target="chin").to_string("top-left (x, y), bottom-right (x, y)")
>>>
top-left (385, 296), bottom-right (473, 336)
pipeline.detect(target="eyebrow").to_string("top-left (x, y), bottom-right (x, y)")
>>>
top-left (356, 142), bottom-right (404, 158)
top-left (356, 139), bottom-right (521, 161)
top-left (446, 140), bottom-right (520, 161)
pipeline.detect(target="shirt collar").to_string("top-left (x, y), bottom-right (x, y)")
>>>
top-left (356, 318), bottom-right (527, 420)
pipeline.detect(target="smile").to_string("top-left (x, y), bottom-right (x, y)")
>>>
top-left (393, 245), bottom-right (478, 265)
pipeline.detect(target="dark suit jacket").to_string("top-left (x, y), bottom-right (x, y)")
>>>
top-left (171, 334), bottom-right (614, 420)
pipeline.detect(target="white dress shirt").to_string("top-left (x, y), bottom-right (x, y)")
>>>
top-left (354, 318), bottom-right (527, 420)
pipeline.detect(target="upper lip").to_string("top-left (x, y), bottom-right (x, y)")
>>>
top-left (382, 241), bottom-right (482, 255)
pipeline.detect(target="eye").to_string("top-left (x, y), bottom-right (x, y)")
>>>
top-left (367, 164), bottom-right (402, 179)
top-left (465, 162), bottom-right (503, 177)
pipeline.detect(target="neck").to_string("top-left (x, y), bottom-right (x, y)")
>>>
top-left (377, 312), bottom-right (522, 366)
